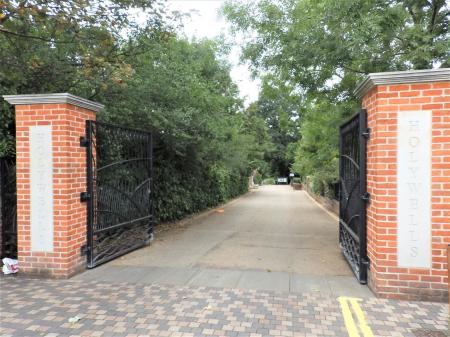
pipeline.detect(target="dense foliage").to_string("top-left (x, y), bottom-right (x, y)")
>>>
top-left (1, 0), bottom-right (166, 155)
top-left (224, 0), bottom-right (449, 194)
top-left (246, 76), bottom-right (300, 178)
top-left (0, 1), bottom-right (272, 222)
top-left (97, 37), bottom-right (272, 221)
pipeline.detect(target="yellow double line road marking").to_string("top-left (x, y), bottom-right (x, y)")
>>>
top-left (338, 297), bottom-right (374, 337)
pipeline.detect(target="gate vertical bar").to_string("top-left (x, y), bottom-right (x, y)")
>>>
top-left (0, 157), bottom-right (17, 259)
top-left (338, 122), bottom-right (344, 249)
top-left (150, 133), bottom-right (154, 238)
top-left (146, 131), bottom-right (154, 242)
top-left (85, 120), bottom-right (94, 268)
top-left (0, 158), bottom-right (5, 257)
top-left (358, 109), bottom-right (368, 283)
top-left (0, 158), bottom-right (5, 258)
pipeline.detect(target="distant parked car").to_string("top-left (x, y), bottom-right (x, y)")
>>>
top-left (276, 177), bottom-right (288, 184)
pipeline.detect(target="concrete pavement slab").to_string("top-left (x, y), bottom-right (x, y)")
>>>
top-left (290, 274), bottom-right (333, 296)
top-left (153, 266), bottom-right (199, 286)
top-left (236, 270), bottom-right (290, 292)
top-left (187, 268), bottom-right (243, 288)
top-left (327, 275), bottom-right (374, 298)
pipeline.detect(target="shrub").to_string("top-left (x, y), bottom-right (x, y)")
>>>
top-left (262, 177), bottom-right (276, 185)
top-left (253, 172), bottom-right (263, 185)
top-left (291, 177), bottom-right (302, 184)
top-left (153, 162), bottom-right (249, 223)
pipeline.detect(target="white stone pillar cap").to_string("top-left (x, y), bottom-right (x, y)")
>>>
top-left (354, 68), bottom-right (450, 98)
top-left (3, 93), bottom-right (104, 112)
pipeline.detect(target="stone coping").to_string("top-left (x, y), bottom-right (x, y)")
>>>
top-left (3, 93), bottom-right (104, 112)
top-left (354, 68), bottom-right (450, 98)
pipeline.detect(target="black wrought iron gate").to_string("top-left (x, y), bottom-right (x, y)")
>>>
top-left (83, 121), bottom-right (154, 268)
top-left (0, 156), bottom-right (17, 259)
top-left (339, 109), bottom-right (370, 284)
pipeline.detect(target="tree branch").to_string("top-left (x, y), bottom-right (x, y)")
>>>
top-left (0, 28), bottom-right (74, 44)
top-left (341, 65), bottom-right (366, 74)
top-left (428, 0), bottom-right (440, 33)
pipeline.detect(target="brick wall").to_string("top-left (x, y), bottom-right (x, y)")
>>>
top-left (15, 103), bottom-right (95, 278)
top-left (363, 82), bottom-right (450, 301)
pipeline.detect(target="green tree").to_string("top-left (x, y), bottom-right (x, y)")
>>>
top-left (223, 0), bottom-right (449, 186)
top-left (97, 35), bottom-right (271, 221)
top-left (248, 76), bottom-right (301, 177)
top-left (224, 0), bottom-right (449, 94)
top-left (291, 98), bottom-right (356, 193)
top-left (1, 1), bottom-right (271, 223)
top-left (0, 0), bottom-right (167, 156)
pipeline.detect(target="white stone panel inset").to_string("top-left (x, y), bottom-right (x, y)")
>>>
top-left (30, 125), bottom-right (54, 252)
top-left (397, 111), bottom-right (431, 268)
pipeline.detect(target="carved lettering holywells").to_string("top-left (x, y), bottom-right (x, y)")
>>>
top-left (408, 166), bottom-right (419, 178)
top-left (30, 126), bottom-right (54, 252)
top-left (397, 111), bottom-right (431, 268)
top-left (408, 151), bottom-right (419, 162)
top-left (409, 199), bottom-right (419, 210)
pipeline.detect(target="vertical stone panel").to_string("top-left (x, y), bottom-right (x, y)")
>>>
top-left (29, 125), bottom-right (54, 252)
top-left (397, 110), bottom-right (431, 269)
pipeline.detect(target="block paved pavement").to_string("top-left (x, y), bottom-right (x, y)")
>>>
top-left (1, 276), bottom-right (448, 337)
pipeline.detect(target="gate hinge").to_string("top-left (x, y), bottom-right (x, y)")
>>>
top-left (80, 136), bottom-right (89, 147)
top-left (360, 192), bottom-right (370, 202)
top-left (80, 192), bottom-right (91, 202)
top-left (80, 244), bottom-right (89, 256)
top-left (361, 128), bottom-right (371, 139)
top-left (362, 257), bottom-right (370, 269)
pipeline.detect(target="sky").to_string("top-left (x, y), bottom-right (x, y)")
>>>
top-left (165, 0), bottom-right (260, 105)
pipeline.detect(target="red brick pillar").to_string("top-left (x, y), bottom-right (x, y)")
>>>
top-left (3, 94), bottom-right (103, 278)
top-left (355, 68), bottom-right (450, 301)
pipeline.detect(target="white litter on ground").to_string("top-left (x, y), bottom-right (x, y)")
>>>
top-left (2, 258), bottom-right (19, 274)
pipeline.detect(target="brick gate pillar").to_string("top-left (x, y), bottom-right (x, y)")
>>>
top-left (3, 94), bottom-right (103, 278)
top-left (354, 68), bottom-right (450, 301)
